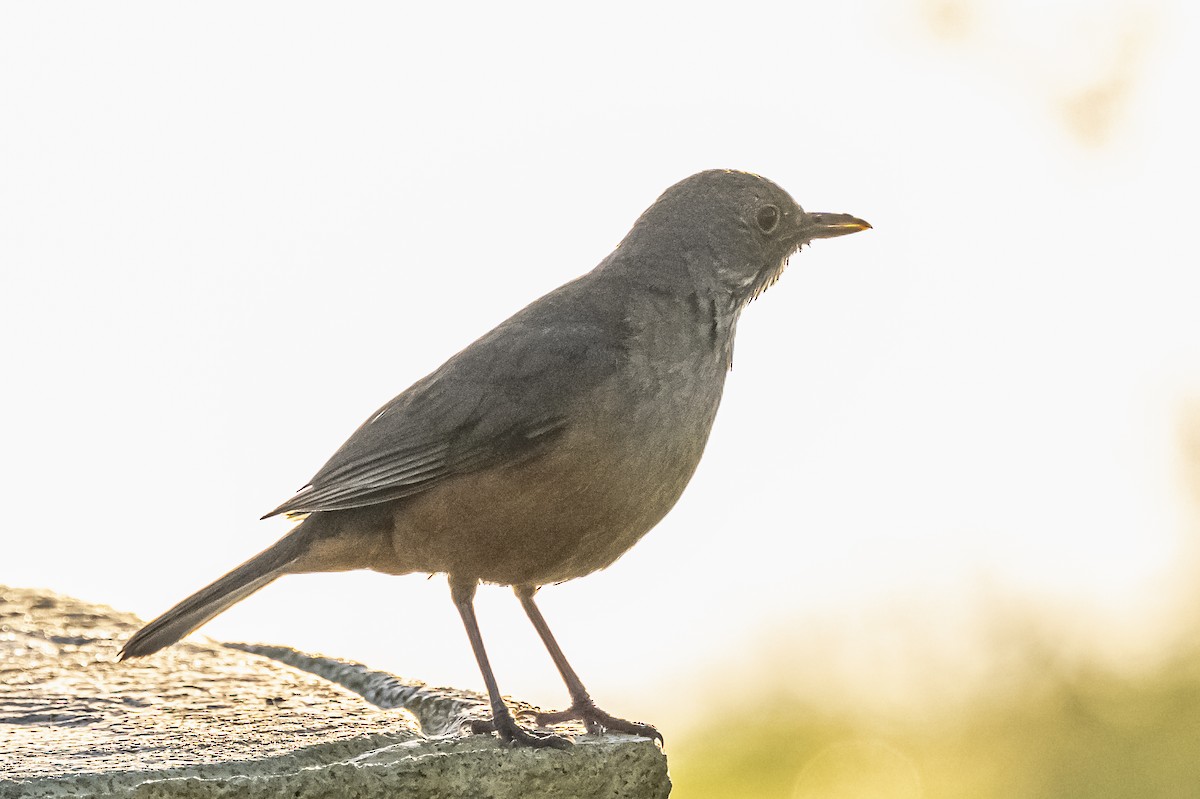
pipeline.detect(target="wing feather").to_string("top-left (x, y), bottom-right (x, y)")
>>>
top-left (263, 299), bottom-right (622, 518)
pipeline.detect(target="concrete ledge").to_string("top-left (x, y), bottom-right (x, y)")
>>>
top-left (0, 586), bottom-right (670, 798)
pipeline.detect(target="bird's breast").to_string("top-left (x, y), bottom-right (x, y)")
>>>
top-left (383, 313), bottom-right (730, 587)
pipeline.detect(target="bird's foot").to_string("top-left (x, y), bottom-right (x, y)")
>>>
top-left (468, 711), bottom-right (574, 749)
top-left (536, 700), bottom-right (662, 743)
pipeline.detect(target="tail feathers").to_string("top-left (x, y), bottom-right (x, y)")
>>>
top-left (119, 529), bottom-right (308, 660)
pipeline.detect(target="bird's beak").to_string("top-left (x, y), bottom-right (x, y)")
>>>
top-left (800, 211), bottom-right (872, 240)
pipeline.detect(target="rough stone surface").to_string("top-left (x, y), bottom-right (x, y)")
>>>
top-left (0, 586), bottom-right (671, 798)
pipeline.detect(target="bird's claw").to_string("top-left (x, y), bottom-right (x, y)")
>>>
top-left (536, 701), bottom-right (663, 744)
top-left (468, 712), bottom-right (574, 749)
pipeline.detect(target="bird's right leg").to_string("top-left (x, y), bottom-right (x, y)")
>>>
top-left (515, 584), bottom-right (662, 742)
top-left (449, 576), bottom-right (572, 749)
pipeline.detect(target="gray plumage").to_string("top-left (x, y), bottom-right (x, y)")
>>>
top-left (120, 169), bottom-right (870, 746)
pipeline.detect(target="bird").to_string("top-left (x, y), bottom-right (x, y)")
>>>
top-left (118, 169), bottom-right (871, 748)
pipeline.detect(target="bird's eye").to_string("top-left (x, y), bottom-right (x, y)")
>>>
top-left (755, 205), bottom-right (780, 234)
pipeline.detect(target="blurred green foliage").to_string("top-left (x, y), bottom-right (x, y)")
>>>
top-left (670, 642), bottom-right (1200, 798)
top-left (669, 401), bottom-right (1200, 796)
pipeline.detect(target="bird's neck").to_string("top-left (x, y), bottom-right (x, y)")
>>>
top-left (598, 241), bottom-right (743, 370)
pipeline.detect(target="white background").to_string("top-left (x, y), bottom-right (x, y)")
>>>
top-left (4, 0), bottom-right (1199, 736)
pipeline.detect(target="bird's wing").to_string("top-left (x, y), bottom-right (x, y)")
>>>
top-left (263, 314), bottom-right (621, 518)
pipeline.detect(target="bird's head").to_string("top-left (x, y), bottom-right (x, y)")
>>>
top-left (627, 169), bottom-right (871, 308)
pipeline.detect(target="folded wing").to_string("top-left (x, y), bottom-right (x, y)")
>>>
top-left (264, 312), bottom-right (621, 518)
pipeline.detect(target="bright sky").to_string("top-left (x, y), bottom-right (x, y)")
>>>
top-left (3, 1), bottom-right (1198, 725)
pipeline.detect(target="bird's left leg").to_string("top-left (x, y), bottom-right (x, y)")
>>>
top-left (451, 577), bottom-right (571, 748)
top-left (514, 584), bottom-right (663, 743)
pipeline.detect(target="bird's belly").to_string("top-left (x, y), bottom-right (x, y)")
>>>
top-left (386, 397), bottom-right (718, 586)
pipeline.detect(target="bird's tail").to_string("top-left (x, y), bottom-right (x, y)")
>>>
top-left (118, 525), bottom-right (310, 660)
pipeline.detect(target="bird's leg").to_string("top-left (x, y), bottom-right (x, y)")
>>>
top-left (450, 576), bottom-right (572, 749)
top-left (514, 584), bottom-right (663, 743)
